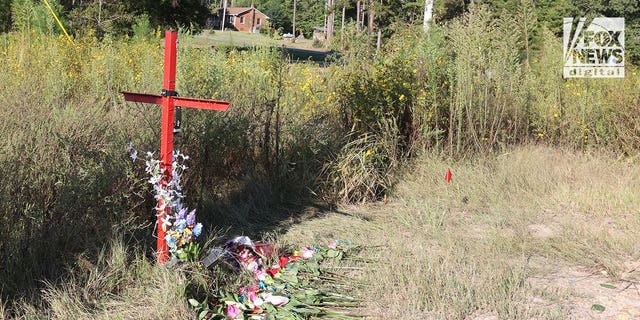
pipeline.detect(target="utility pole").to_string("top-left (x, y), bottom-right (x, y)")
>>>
top-left (221, 0), bottom-right (227, 31)
top-left (356, 1), bottom-right (361, 32)
top-left (293, 0), bottom-right (297, 37)
top-left (423, 0), bottom-right (434, 33)
top-left (341, 1), bottom-right (346, 49)
top-left (367, 0), bottom-right (374, 37)
top-left (326, 0), bottom-right (335, 44)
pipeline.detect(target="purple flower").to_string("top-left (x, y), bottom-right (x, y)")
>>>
top-left (176, 207), bottom-right (187, 221)
top-left (186, 209), bottom-right (196, 225)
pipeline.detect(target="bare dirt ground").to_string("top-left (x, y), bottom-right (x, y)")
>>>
top-left (527, 258), bottom-right (640, 320)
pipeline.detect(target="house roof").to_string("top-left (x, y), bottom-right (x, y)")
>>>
top-left (223, 7), bottom-right (269, 19)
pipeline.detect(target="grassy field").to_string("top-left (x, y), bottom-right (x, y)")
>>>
top-left (186, 30), bottom-right (325, 51)
top-left (2, 7), bottom-right (640, 319)
top-left (281, 146), bottom-right (640, 319)
top-left (5, 146), bottom-right (638, 319)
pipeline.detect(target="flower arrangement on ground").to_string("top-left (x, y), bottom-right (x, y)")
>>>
top-left (190, 239), bottom-right (364, 320)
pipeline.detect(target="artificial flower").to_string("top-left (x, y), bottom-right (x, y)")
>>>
top-left (328, 241), bottom-right (337, 249)
top-left (266, 268), bottom-right (280, 277)
top-left (186, 209), bottom-right (196, 225)
top-left (226, 303), bottom-right (242, 319)
top-left (301, 247), bottom-right (315, 259)
top-left (264, 294), bottom-right (289, 307)
top-left (254, 268), bottom-right (267, 281)
top-left (248, 285), bottom-right (259, 293)
top-left (176, 207), bottom-right (187, 221)
top-left (278, 256), bottom-right (289, 268)
top-left (166, 235), bottom-right (178, 248)
top-left (248, 291), bottom-right (259, 303)
top-left (191, 223), bottom-right (201, 237)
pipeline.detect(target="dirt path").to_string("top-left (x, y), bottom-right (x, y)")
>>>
top-left (527, 259), bottom-right (640, 320)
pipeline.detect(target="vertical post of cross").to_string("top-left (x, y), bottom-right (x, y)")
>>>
top-left (122, 30), bottom-right (230, 265)
top-left (157, 30), bottom-right (179, 264)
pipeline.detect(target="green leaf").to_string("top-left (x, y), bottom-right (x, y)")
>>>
top-left (189, 298), bottom-right (201, 307)
top-left (198, 310), bottom-right (209, 319)
top-left (592, 304), bottom-right (606, 312)
top-left (600, 283), bottom-right (616, 289)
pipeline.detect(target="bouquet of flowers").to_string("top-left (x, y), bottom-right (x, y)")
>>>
top-left (165, 206), bottom-right (203, 261)
top-left (142, 148), bottom-right (203, 262)
top-left (190, 239), bottom-right (364, 320)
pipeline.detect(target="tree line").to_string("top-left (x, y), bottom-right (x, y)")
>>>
top-left (0, 0), bottom-right (637, 63)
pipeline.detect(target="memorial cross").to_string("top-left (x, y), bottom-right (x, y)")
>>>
top-left (122, 30), bottom-right (230, 264)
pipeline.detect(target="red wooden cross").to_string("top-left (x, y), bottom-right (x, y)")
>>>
top-left (122, 30), bottom-right (230, 264)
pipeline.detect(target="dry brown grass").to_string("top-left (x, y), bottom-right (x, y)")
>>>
top-left (5, 145), bottom-right (639, 319)
top-left (281, 145), bottom-right (640, 319)
top-left (5, 241), bottom-right (195, 320)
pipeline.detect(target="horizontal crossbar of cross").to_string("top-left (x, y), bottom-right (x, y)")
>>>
top-left (122, 92), bottom-right (230, 111)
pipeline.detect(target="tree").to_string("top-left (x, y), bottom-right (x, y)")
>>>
top-left (326, 0), bottom-right (335, 43)
top-left (293, 0), bottom-right (323, 37)
top-left (424, 0), bottom-right (434, 32)
top-left (67, 0), bottom-right (139, 36)
top-left (0, 0), bottom-right (11, 32)
top-left (262, 0), bottom-right (292, 33)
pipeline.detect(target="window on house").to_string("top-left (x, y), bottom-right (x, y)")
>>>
top-left (240, 16), bottom-right (245, 24)
top-left (257, 18), bottom-right (261, 25)
top-left (228, 16), bottom-right (234, 24)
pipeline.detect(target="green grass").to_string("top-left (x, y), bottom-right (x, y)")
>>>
top-left (187, 30), bottom-right (326, 51)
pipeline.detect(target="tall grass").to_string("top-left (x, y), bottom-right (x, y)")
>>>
top-left (2, 240), bottom-right (195, 319)
top-left (1, 3), bottom-right (639, 315)
top-left (0, 28), bottom-right (344, 302)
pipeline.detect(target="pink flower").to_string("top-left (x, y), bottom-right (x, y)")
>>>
top-left (248, 285), bottom-right (259, 293)
top-left (264, 294), bottom-right (289, 306)
top-left (327, 241), bottom-right (337, 249)
top-left (239, 249), bottom-right (251, 260)
top-left (248, 291), bottom-right (259, 303)
top-left (253, 297), bottom-right (264, 307)
top-left (242, 260), bottom-right (259, 272)
top-left (301, 247), bottom-right (315, 259)
top-left (226, 304), bottom-right (242, 319)
top-left (254, 268), bottom-right (267, 281)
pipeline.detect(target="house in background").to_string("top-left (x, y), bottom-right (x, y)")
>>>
top-left (218, 4), bottom-right (269, 33)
